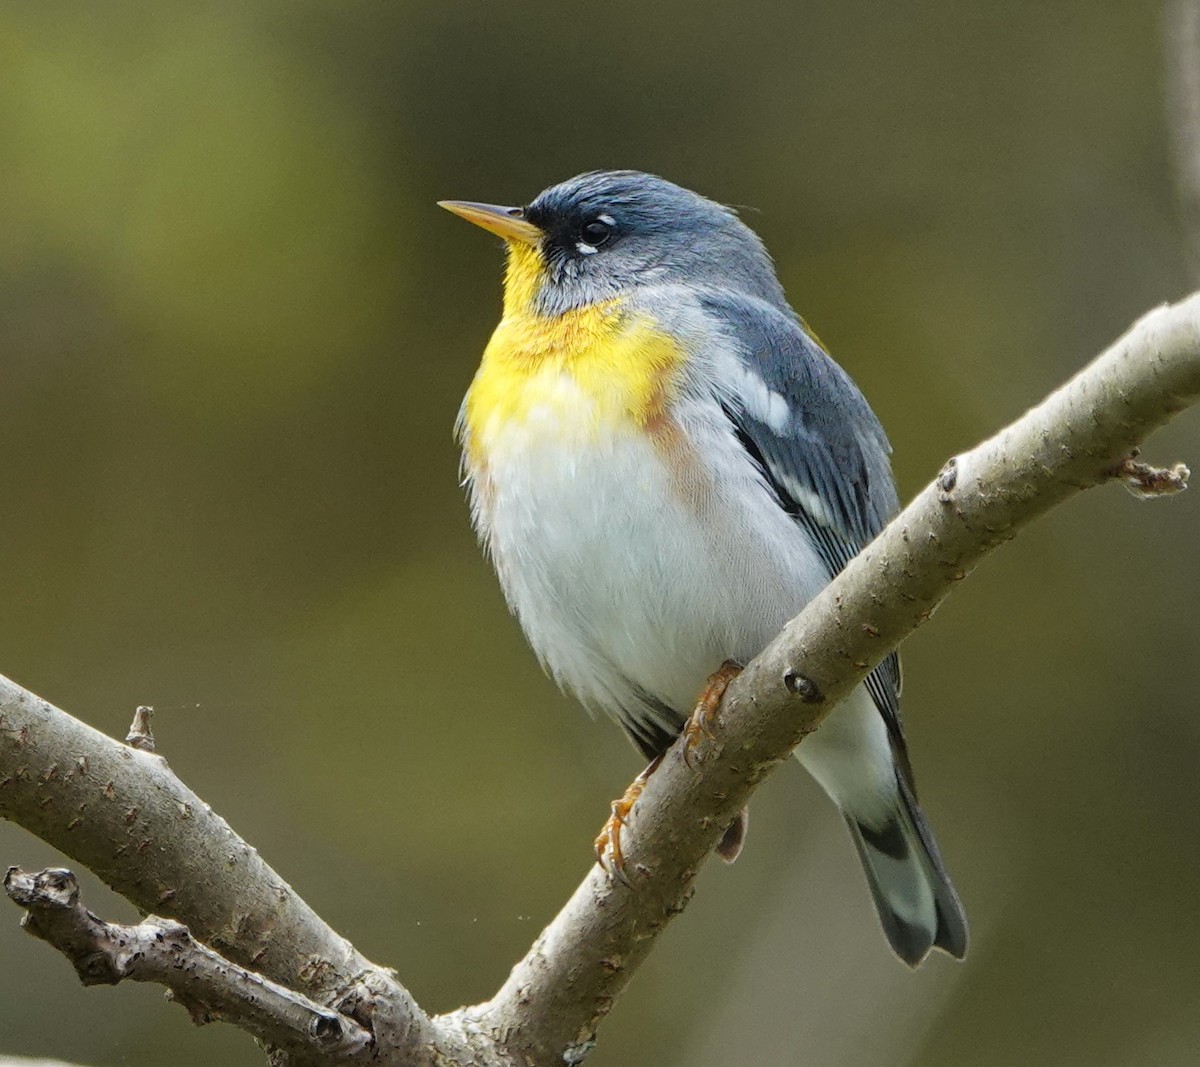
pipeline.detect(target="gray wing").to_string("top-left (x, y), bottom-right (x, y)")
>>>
top-left (699, 290), bottom-right (905, 749)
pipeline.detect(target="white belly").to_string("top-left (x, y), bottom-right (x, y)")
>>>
top-left (467, 379), bottom-right (899, 823)
top-left (468, 384), bottom-right (830, 725)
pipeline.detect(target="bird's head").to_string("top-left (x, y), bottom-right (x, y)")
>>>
top-left (440, 170), bottom-right (787, 316)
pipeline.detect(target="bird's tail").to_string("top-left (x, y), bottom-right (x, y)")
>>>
top-left (844, 771), bottom-right (968, 967)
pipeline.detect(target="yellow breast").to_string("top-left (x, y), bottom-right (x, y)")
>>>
top-left (462, 291), bottom-right (686, 465)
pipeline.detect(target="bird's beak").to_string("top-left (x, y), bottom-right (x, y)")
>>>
top-left (437, 200), bottom-right (545, 246)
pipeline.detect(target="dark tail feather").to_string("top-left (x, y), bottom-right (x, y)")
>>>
top-left (844, 775), bottom-right (968, 967)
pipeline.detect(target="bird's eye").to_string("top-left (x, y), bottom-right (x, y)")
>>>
top-left (580, 218), bottom-right (613, 247)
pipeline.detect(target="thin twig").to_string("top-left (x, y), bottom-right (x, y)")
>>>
top-left (0, 1058), bottom-right (95, 1067)
top-left (1109, 450), bottom-right (1191, 497)
top-left (4, 867), bottom-right (371, 1061)
top-left (124, 706), bottom-right (155, 752)
top-left (0, 677), bottom-right (441, 1063)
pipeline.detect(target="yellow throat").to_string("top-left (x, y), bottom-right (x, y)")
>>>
top-left (461, 241), bottom-right (684, 463)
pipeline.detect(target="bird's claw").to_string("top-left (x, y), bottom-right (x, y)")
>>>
top-left (681, 659), bottom-right (743, 767)
top-left (594, 755), bottom-right (662, 884)
top-left (594, 808), bottom-right (633, 887)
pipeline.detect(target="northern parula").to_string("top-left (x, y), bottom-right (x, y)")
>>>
top-left (440, 170), bottom-right (967, 966)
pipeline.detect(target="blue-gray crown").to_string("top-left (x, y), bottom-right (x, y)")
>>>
top-left (523, 170), bottom-right (789, 314)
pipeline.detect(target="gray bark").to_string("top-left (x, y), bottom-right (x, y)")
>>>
top-left (4, 294), bottom-right (1200, 1064)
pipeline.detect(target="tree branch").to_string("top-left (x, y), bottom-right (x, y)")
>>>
top-left (0, 676), bottom-right (442, 1064)
top-left (436, 294), bottom-right (1200, 1061)
top-left (4, 867), bottom-right (371, 1062)
top-left (4, 294), bottom-right (1200, 1064)
top-left (0, 1059), bottom-right (95, 1067)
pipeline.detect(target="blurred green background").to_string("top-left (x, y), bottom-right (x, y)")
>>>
top-left (2, 1), bottom-right (1198, 1064)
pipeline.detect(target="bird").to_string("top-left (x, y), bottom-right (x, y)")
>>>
top-left (439, 170), bottom-right (967, 967)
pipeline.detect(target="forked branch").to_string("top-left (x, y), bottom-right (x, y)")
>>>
top-left (5, 293), bottom-right (1200, 1064)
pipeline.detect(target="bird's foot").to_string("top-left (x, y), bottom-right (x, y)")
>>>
top-left (594, 754), bottom-right (663, 884)
top-left (682, 659), bottom-right (743, 767)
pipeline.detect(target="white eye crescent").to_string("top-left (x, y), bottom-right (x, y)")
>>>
top-left (579, 215), bottom-right (615, 248)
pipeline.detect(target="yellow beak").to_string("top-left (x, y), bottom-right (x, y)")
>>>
top-left (437, 200), bottom-right (545, 245)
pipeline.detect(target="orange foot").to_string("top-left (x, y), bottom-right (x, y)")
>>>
top-left (682, 659), bottom-right (743, 767)
top-left (595, 754), bottom-right (663, 884)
